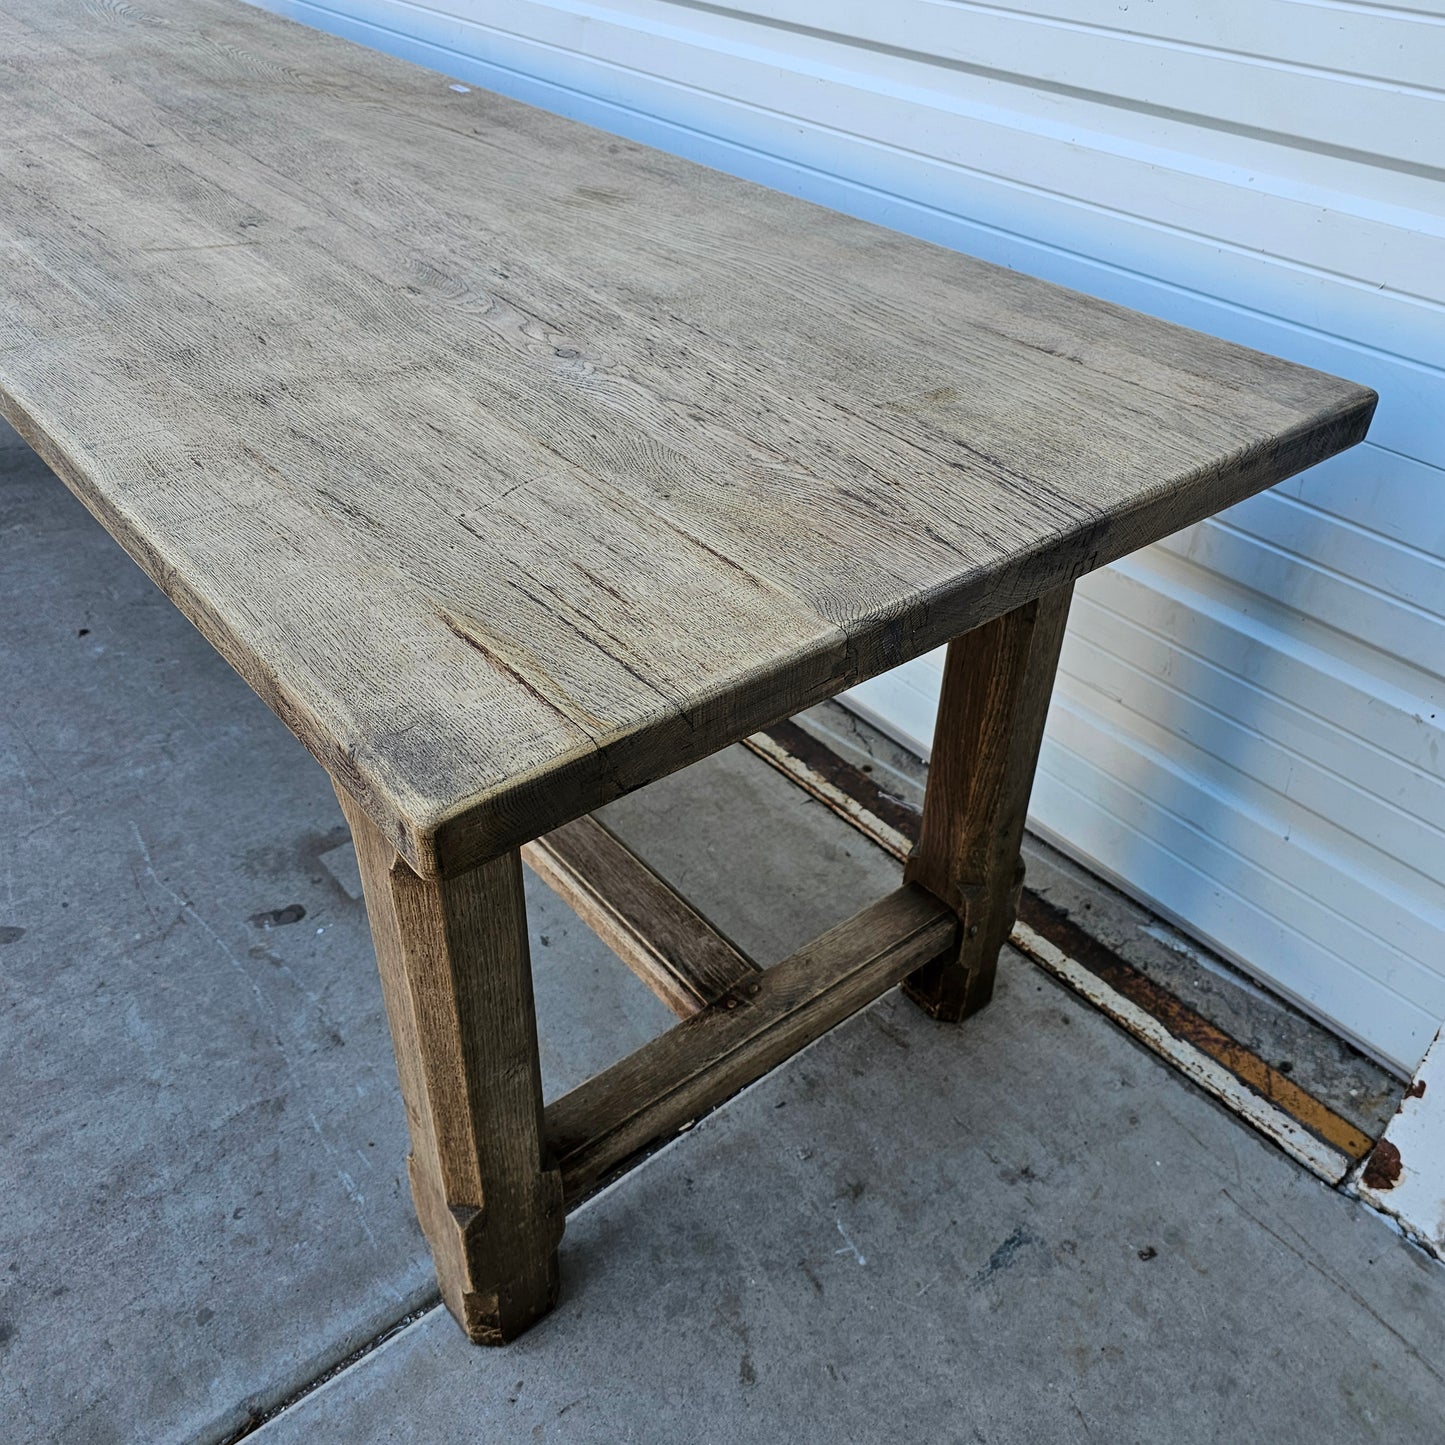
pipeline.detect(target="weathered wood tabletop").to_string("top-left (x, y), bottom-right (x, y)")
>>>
top-left (0, 0), bottom-right (1375, 876)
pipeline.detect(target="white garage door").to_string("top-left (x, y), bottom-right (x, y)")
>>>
top-left (252, 0), bottom-right (1445, 1075)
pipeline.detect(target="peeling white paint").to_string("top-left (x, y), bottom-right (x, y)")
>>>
top-left (1013, 921), bottom-right (1354, 1185)
top-left (1350, 1027), bottom-right (1445, 1262)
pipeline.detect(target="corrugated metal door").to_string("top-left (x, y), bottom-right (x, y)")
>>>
top-left (254, 0), bottom-right (1445, 1074)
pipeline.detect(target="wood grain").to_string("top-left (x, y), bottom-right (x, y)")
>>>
top-left (0, 0), bottom-right (1375, 875)
top-left (903, 587), bottom-right (1074, 1020)
top-left (545, 884), bottom-right (957, 1204)
top-left (336, 787), bottom-right (563, 1344)
top-left (522, 814), bottom-right (760, 1017)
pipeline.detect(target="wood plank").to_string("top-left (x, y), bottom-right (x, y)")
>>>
top-left (336, 787), bottom-right (563, 1345)
top-left (904, 587), bottom-right (1073, 1021)
top-left (522, 814), bottom-right (760, 1017)
top-left (0, 0), bottom-right (1375, 877)
top-left (281, 0), bottom-right (1445, 380)
top-left (545, 885), bottom-right (956, 1204)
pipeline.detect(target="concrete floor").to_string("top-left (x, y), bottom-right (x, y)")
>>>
top-left (4, 425), bottom-right (1445, 1444)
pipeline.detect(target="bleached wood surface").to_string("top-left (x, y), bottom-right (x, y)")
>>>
top-left (0, 0), bottom-right (1374, 874)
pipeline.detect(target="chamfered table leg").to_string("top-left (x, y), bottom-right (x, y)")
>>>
top-left (903, 585), bottom-right (1074, 1022)
top-left (335, 787), bottom-right (563, 1345)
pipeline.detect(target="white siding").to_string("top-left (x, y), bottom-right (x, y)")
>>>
top-left (252, 0), bottom-right (1445, 1073)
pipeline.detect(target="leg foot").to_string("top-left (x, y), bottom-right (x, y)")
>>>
top-left (337, 787), bottom-right (563, 1345)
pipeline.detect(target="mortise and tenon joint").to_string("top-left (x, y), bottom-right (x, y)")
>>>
top-left (341, 589), bottom-right (1072, 1345)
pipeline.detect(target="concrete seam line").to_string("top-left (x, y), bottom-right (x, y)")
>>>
top-left (215, 1301), bottom-right (442, 1445)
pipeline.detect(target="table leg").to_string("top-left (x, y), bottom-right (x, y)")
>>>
top-left (903, 585), bottom-right (1074, 1021)
top-left (336, 788), bottom-right (563, 1345)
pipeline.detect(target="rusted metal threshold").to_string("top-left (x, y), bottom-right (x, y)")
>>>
top-left (742, 722), bottom-right (1380, 1185)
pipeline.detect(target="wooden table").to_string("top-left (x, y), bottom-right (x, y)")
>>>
top-left (0, 0), bottom-right (1374, 1345)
